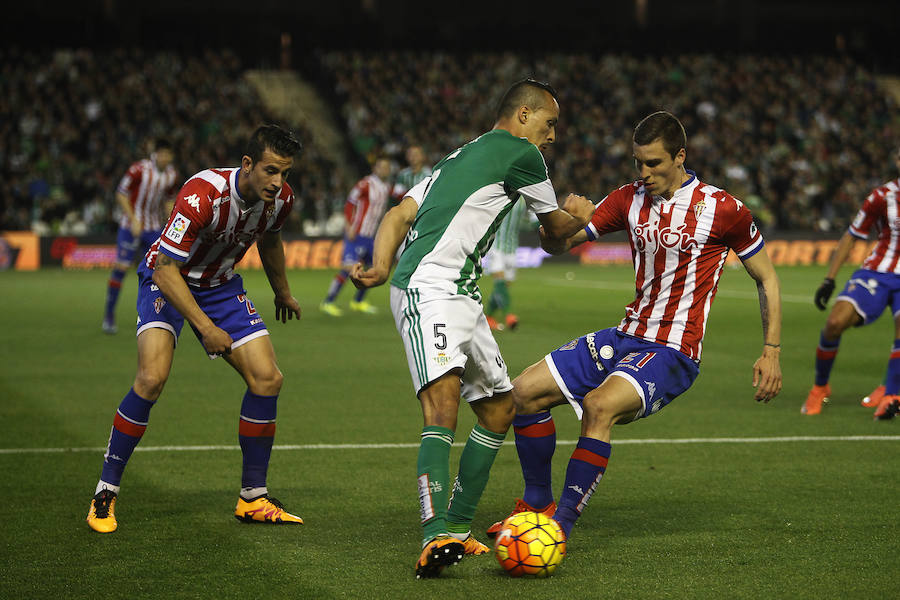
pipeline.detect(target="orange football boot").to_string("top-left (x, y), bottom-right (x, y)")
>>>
top-left (86, 489), bottom-right (118, 533)
top-left (415, 536), bottom-right (465, 579)
top-left (861, 385), bottom-right (886, 408)
top-left (234, 495), bottom-right (303, 524)
top-left (801, 384), bottom-right (831, 415)
top-left (486, 498), bottom-right (557, 539)
top-left (873, 395), bottom-right (900, 420)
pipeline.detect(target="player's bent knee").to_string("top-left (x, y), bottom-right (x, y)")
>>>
top-left (132, 371), bottom-right (168, 401)
top-left (247, 367), bottom-right (283, 396)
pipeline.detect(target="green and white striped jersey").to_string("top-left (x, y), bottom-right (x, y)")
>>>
top-left (492, 199), bottom-right (527, 255)
top-left (391, 129), bottom-right (558, 301)
top-left (392, 166), bottom-right (433, 198)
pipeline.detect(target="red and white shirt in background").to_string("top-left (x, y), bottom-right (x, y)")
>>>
top-left (117, 156), bottom-right (179, 232)
top-left (585, 172), bottom-right (763, 361)
top-left (849, 178), bottom-right (900, 273)
top-left (345, 174), bottom-right (390, 239)
top-left (146, 167), bottom-right (294, 288)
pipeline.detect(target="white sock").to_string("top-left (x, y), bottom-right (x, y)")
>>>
top-left (448, 531), bottom-right (469, 542)
top-left (95, 480), bottom-right (120, 496)
top-left (240, 486), bottom-right (268, 500)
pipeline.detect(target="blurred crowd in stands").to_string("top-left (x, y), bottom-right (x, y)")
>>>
top-left (0, 47), bottom-right (347, 235)
top-left (1, 47), bottom-right (897, 236)
top-left (323, 51), bottom-right (899, 233)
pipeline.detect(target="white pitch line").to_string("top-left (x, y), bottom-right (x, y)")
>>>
top-left (1, 435), bottom-right (898, 455)
top-left (542, 278), bottom-right (812, 304)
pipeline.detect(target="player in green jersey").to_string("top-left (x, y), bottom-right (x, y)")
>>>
top-left (350, 79), bottom-right (594, 578)
top-left (485, 200), bottom-right (528, 331)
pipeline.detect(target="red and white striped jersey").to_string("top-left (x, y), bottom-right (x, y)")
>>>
top-left (585, 173), bottom-right (764, 361)
top-left (145, 167), bottom-right (294, 288)
top-left (848, 178), bottom-right (900, 273)
top-left (345, 174), bottom-right (390, 238)
top-left (116, 157), bottom-right (179, 231)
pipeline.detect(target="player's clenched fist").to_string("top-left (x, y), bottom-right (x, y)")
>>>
top-left (561, 193), bottom-right (594, 225)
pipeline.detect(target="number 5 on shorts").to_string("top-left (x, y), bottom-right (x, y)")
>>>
top-left (434, 324), bottom-right (447, 350)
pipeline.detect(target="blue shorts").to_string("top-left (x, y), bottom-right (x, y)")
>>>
top-left (116, 227), bottom-right (160, 265)
top-left (545, 328), bottom-right (699, 421)
top-left (135, 264), bottom-right (269, 358)
top-left (836, 269), bottom-right (900, 325)
top-left (342, 236), bottom-right (375, 266)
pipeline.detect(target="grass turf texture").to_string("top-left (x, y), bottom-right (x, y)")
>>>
top-left (1, 263), bottom-right (897, 599)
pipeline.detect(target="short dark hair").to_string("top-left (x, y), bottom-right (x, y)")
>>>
top-left (633, 111), bottom-right (687, 159)
top-left (495, 78), bottom-right (559, 122)
top-left (246, 124), bottom-right (303, 164)
top-left (154, 138), bottom-right (173, 152)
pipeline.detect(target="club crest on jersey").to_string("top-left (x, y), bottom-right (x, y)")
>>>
top-left (265, 204), bottom-right (276, 219)
top-left (694, 199), bottom-right (706, 219)
top-left (153, 297), bottom-right (166, 314)
top-left (434, 352), bottom-right (450, 366)
top-left (559, 339), bottom-right (578, 351)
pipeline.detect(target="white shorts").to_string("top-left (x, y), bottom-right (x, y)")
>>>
top-left (486, 249), bottom-right (517, 281)
top-left (390, 286), bottom-right (512, 401)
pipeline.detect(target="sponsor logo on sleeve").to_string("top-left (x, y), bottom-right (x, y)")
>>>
top-left (164, 212), bottom-right (191, 244)
top-left (185, 194), bottom-right (201, 210)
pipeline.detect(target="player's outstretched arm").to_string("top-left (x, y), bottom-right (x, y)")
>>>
top-left (742, 249), bottom-right (783, 402)
top-left (258, 230), bottom-right (301, 323)
top-left (814, 231), bottom-right (857, 310)
top-left (537, 193), bottom-right (594, 240)
top-left (350, 195), bottom-right (417, 289)
top-left (153, 254), bottom-right (233, 355)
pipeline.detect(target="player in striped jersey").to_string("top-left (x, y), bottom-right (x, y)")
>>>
top-left (320, 156), bottom-right (392, 316)
top-left (391, 144), bottom-right (432, 204)
top-left (487, 111), bottom-right (783, 541)
top-left (484, 200), bottom-right (528, 331)
top-left (350, 79), bottom-right (594, 577)
top-left (102, 139), bottom-right (178, 334)
top-left (803, 147), bottom-right (900, 420)
top-left (87, 125), bottom-right (305, 533)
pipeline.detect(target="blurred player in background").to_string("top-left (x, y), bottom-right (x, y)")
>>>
top-left (350, 78), bottom-right (594, 578)
top-left (391, 144), bottom-right (432, 204)
top-left (488, 111), bottom-right (782, 541)
top-left (320, 156), bottom-right (392, 316)
top-left (803, 146), bottom-right (900, 420)
top-left (484, 200), bottom-right (527, 331)
top-left (87, 125), bottom-right (305, 533)
top-left (102, 139), bottom-right (178, 334)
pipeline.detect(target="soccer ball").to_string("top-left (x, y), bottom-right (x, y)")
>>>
top-left (494, 511), bottom-right (566, 577)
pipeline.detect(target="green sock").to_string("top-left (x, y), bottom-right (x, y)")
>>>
top-left (418, 426), bottom-right (455, 544)
top-left (493, 280), bottom-right (509, 312)
top-left (446, 424), bottom-right (506, 533)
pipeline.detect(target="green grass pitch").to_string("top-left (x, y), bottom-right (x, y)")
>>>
top-left (0, 261), bottom-right (897, 599)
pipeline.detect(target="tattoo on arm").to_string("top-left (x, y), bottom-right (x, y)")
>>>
top-left (157, 254), bottom-right (174, 267)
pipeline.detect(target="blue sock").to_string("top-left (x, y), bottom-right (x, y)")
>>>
top-left (239, 390), bottom-right (278, 489)
top-left (325, 270), bottom-right (349, 303)
top-left (99, 388), bottom-right (155, 486)
top-left (104, 268), bottom-right (126, 319)
top-left (885, 339), bottom-right (900, 395)
top-left (513, 412), bottom-right (556, 509)
top-left (814, 331), bottom-right (840, 386)
top-left (553, 436), bottom-right (611, 538)
top-left (353, 287), bottom-right (367, 303)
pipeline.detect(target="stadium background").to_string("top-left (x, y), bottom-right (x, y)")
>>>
top-left (2, 0), bottom-right (899, 271)
top-left (3, 3), bottom-right (900, 598)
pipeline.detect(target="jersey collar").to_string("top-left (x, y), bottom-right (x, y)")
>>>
top-left (231, 167), bottom-right (249, 209)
